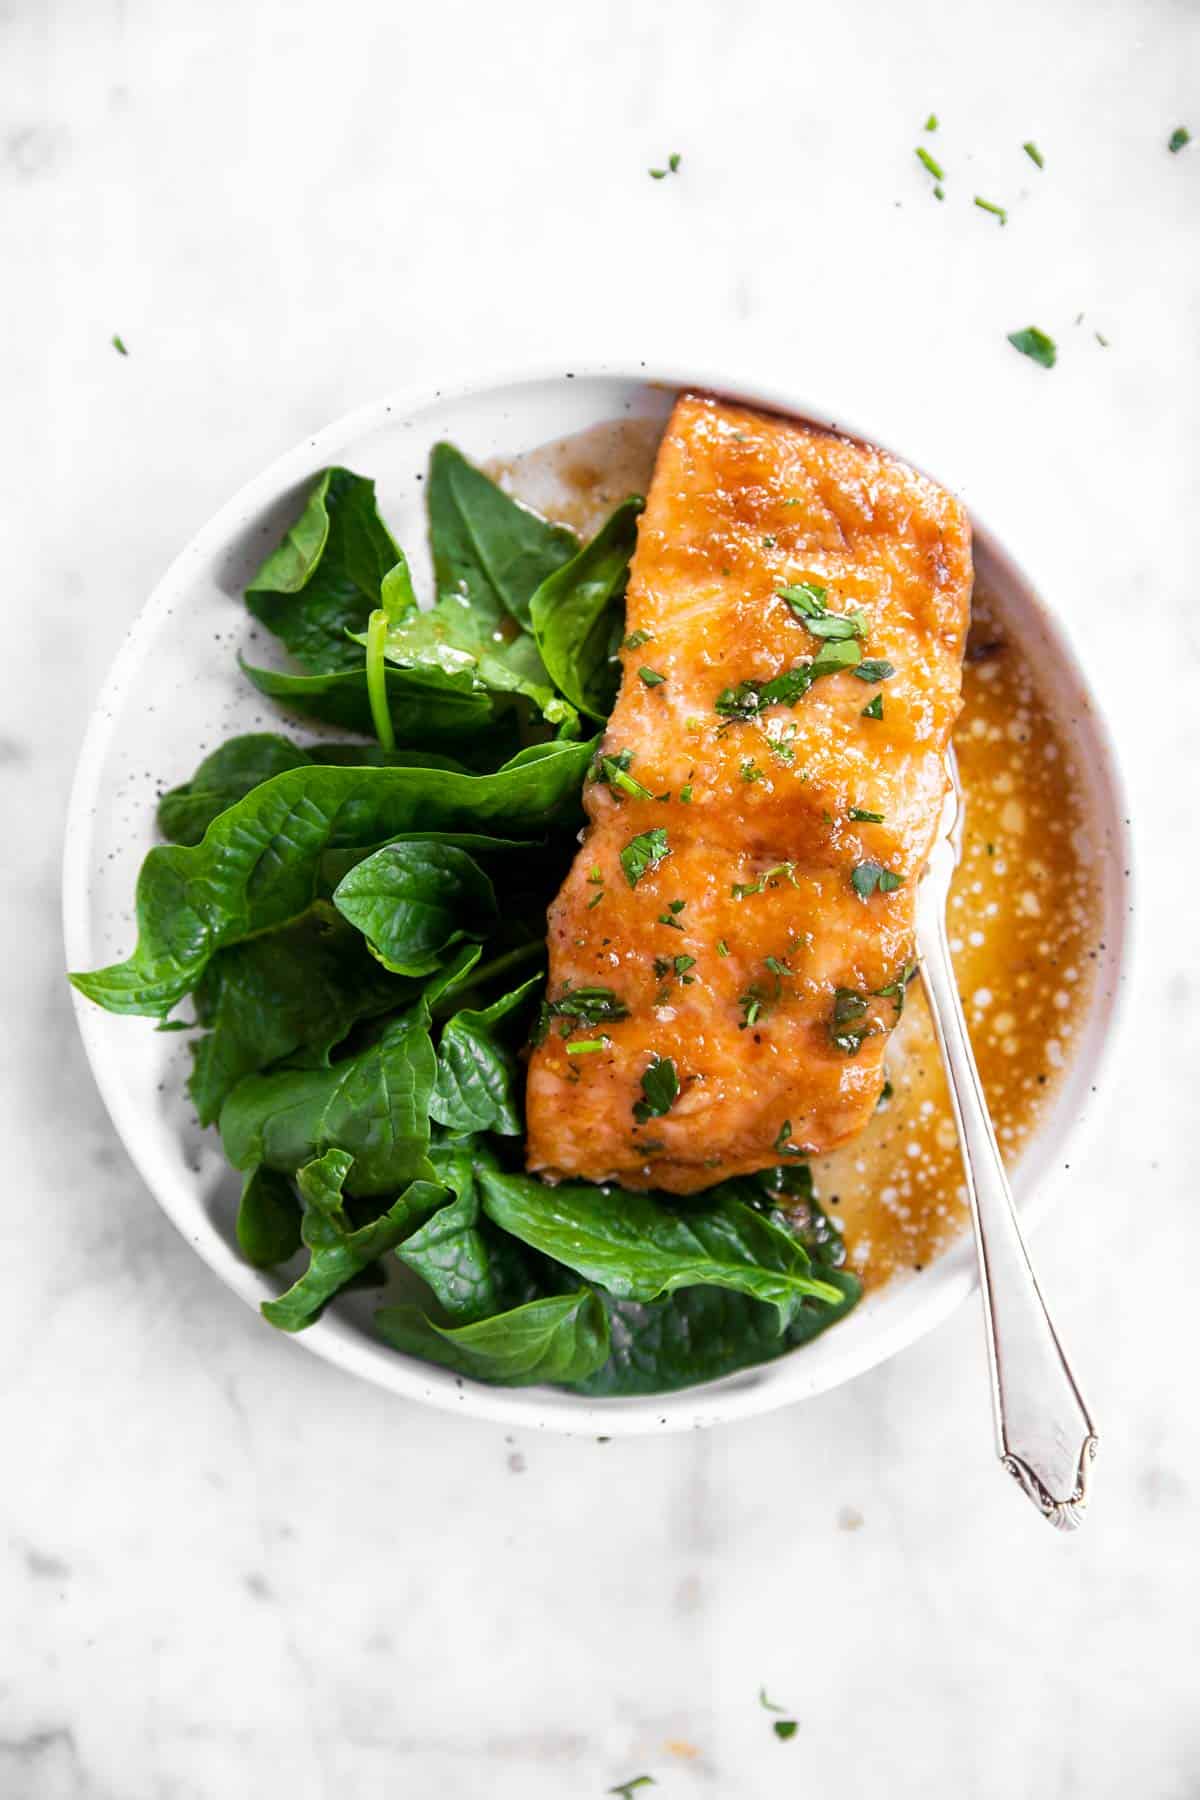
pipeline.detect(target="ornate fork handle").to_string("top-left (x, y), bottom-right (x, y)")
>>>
top-left (916, 868), bottom-right (1098, 1529)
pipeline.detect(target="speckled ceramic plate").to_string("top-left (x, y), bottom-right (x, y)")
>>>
top-left (62, 364), bottom-right (1133, 1434)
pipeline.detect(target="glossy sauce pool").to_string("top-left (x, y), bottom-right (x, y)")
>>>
top-left (491, 418), bottom-right (1104, 1291)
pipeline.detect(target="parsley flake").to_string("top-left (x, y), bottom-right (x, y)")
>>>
top-left (1008, 326), bottom-right (1057, 369)
top-left (111, 333), bottom-right (129, 356)
top-left (916, 145), bottom-right (945, 180)
top-left (772, 1119), bottom-right (805, 1157)
top-left (621, 828), bottom-right (670, 887)
top-left (854, 659), bottom-right (895, 683)
top-left (924, 113), bottom-right (939, 132)
top-left (1024, 140), bottom-right (1044, 169)
top-left (862, 693), bottom-right (884, 720)
top-left (679, 783), bottom-right (694, 804)
top-left (566, 1038), bottom-right (608, 1055)
top-left (633, 1055), bottom-right (679, 1123)
top-left (609, 1780), bottom-right (656, 1798)
top-left (1169, 127), bottom-right (1190, 154)
top-left (777, 580), bottom-right (828, 617)
top-left (732, 862), bottom-right (798, 900)
top-left (851, 862), bottom-right (904, 899)
top-left (624, 629), bottom-right (653, 649)
top-left (639, 667), bottom-right (666, 687)
top-left (974, 196), bottom-right (1007, 224)
top-left (774, 1721), bottom-right (799, 1742)
top-left (848, 806), bottom-right (884, 823)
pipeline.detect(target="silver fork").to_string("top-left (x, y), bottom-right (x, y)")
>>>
top-left (914, 751), bottom-right (1098, 1529)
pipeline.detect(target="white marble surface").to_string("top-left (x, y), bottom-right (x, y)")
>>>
top-left (3, 1), bottom-right (1198, 1795)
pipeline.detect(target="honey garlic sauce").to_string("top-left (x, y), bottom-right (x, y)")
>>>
top-left (493, 419), bottom-right (1102, 1291)
top-left (812, 591), bottom-right (1101, 1287)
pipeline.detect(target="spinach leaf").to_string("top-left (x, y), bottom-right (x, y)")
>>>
top-left (529, 498), bottom-right (643, 719)
top-left (396, 1148), bottom-right (541, 1323)
top-left (478, 1168), bottom-right (846, 1326)
top-left (333, 842), bottom-right (497, 977)
top-left (70, 738), bottom-right (596, 1018)
top-left (245, 468), bottom-right (401, 673)
top-left (219, 1003), bottom-right (437, 1195)
top-left (429, 974), bottom-right (542, 1135)
top-left (237, 656), bottom-right (500, 745)
top-left (236, 1165), bottom-right (302, 1268)
top-left (374, 1288), bottom-right (610, 1385)
top-left (261, 1151), bottom-right (446, 1331)
top-left (374, 604), bottom-right (577, 733)
top-left (575, 1287), bottom-right (792, 1395)
top-left (188, 908), bottom-right (405, 1126)
top-left (158, 733), bottom-right (468, 847)
top-left (158, 735), bottom-right (312, 845)
top-left (427, 442), bottom-right (578, 630)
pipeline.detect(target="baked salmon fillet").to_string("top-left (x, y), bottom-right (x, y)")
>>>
top-left (525, 394), bottom-right (972, 1194)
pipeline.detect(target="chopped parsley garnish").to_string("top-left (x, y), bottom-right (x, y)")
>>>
top-left (738, 987), bottom-right (766, 1028)
top-left (854, 659), bottom-right (895, 683)
top-left (1023, 140), bottom-right (1044, 169)
top-left (717, 939), bottom-right (730, 956)
top-left (639, 667), bottom-right (666, 686)
top-left (1168, 127), bottom-right (1190, 153)
top-left (545, 985), bottom-right (629, 1029)
top-left (587, 892), bottom-right (603, 909)
top-left (624, 629), bottom-right (653, 649)
top-left (830, 987), bottom-right (874, 1054)
top-left (674, 954), bottom-right (696, 976)
top-left (851, 861), bottom-right (904, 899)
top-left (111, 333), bottom-right (129, 356)
top-left (777, 580), bottom-right (827, 617)
top-left (774, 1721), bottom-right (799, 1742)
top-left (808, 637), bottom-right (862, 678)
top-left (760, 1688), bottom-right (787, 1713)
top-left (633, 1055), bottom-right (679, 1123)
top-left (848, 806), bottom-right (884, 823)
top-left (778, 580), bottom-right (865, 641)
top-left (924, 113), bottom-right (938, 132)
top-left (732, 862), bottom-right (798, 900)
top-left (594, 750), bottom-right (654, 801)
top-left (620, 828), bottom-right (670, 887)
top-left (740, 758), bottom-right (763, 782)
top-left (566, 1038), bottom-right (608, 1055)
top-left (916, 145), bottom-right (944, 180)
top-left (648, 153), bottom-right (681, 179)
top-left (805, 611), bottom-right (867, 642)
top-left (934, 183), bottom-right (945, 200)
top-left (716, 667), bottom-right (809, 719)
top-left (878, 1079), bottom-right (894, 1106)
top-left (1007, 326), bottom-right (1057, 369)
top-left (862, 693), bottom-right (884, 720)
top-left (679, 783), bottom-right (694, 804)
top-left (772, 1119), bottom-right (805, 1157)
top-left (876, 963), bottom-right (918, 1017)
top-left (762, 534), bottom-right (777, 548)
top-left (588, 865), bottom-right (603, 884)
top-left (668, 898), bottom-right (685, 913)
top-left (974, 196), bottom-right (1007, 223)
top-left (609, 1780), bottom-right (655, 1798)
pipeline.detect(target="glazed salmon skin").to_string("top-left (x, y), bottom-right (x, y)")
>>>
top-left (525, 394), bottom-right (972, 1194)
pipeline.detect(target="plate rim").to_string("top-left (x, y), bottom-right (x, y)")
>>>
top-left (61, 356), bottom-right (1136, 1435)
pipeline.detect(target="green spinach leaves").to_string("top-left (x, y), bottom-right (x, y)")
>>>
top-left (71, 437), bottom-right (864, 1394)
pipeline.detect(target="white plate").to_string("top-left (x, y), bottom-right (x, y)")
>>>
top-left (62, 364), bottom-right (1133, 1435)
